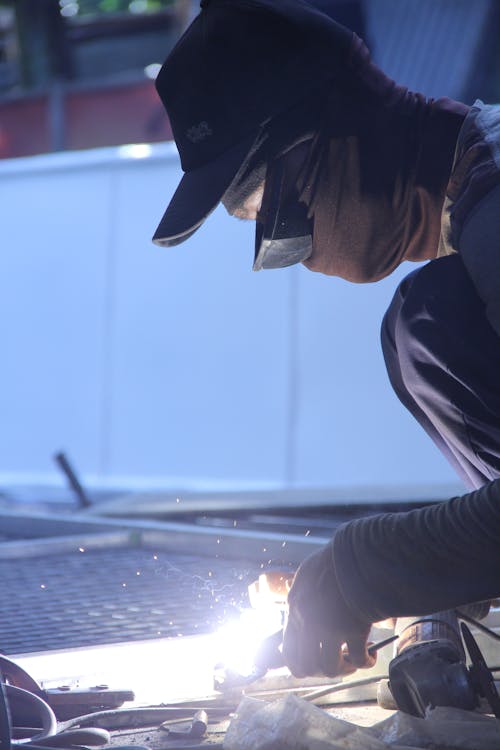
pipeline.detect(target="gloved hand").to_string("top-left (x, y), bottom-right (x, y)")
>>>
top-left (282, 543), bottom-right (376, 678)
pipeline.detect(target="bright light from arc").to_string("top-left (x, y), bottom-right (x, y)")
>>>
top-left (16, 635), bottom-right (218, 706)
top-left (214, 607), bottom-right (284, 678)
top-left (14, 608), bottom-right (284, 705)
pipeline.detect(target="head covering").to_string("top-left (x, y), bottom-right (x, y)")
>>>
top-left (295, 38), bottom-right (469, 282)
top-left (152, 0), bottom-right (352, 247)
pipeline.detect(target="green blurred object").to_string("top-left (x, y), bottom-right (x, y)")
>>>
top-left (75, 0), bottom-right (174, 16)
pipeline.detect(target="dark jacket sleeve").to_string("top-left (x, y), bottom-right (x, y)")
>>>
top-left (332, 478), bottom-right (500, 622)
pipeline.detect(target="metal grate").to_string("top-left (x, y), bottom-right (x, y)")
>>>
top-left (0, 545), bottom-right (261, 655)
top-left (0, 498), bottom-right (431, 656)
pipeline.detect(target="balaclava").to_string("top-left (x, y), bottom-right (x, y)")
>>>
top-left (226, 34), bottom-right (469, 282)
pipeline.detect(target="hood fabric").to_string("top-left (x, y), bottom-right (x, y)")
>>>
top-left (298, 36), bottom-right (469, 282)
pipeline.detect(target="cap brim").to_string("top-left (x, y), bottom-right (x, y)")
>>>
top-left (152, 132), bottom-right (257, 247)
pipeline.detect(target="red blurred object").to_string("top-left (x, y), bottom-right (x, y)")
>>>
top-left (0, 78), bottom-right (173, 160)
top-left (0, 96), bottom-right (49, 159)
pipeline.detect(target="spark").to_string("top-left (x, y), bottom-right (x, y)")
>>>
top-left (305, 529), bottom-right (311, 537)
top-left (40, 584), bottom-right (46, 589)
top-left (151, 560), bottom-right (253, 614)
top-left (78, 547), bottom-right (85, 552)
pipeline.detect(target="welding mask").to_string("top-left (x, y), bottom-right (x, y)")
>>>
top-left (253, 140), bottom-right (313, 271)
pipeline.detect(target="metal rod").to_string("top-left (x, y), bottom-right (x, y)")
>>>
top-left (53, 452), bottom-right (92, 508)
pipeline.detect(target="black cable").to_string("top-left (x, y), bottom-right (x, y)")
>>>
top-left (59, 705), bottom-right (233, 731)
top-left (4, 685), bottom-right (57, 745)
top-left (0, 657), bottom-right (43, 698)
top-left (0, 681), bottom-right (12, 750)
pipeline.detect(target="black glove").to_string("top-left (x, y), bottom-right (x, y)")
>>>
top-left (282, 542), bottom-right (376, 678)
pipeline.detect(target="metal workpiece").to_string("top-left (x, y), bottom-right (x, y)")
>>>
top-left (0, 503), bottom-right (348, 656)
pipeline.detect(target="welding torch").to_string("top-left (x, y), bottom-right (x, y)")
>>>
top-left (214, 629), bottom-right (398, 691)
top-left (249, 571), bottom-right (398, 672)
top-left (214, 567), bottom-right (399, 691)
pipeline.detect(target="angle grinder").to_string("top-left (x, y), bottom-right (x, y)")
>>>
top-left (377, 609), bottom-right (500, 717)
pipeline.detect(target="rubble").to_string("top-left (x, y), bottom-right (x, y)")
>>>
top-left (223, 694), bottom-right (500, 750)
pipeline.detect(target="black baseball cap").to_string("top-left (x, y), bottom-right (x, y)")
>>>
top-left (152, 0), bottom-right (353, 247)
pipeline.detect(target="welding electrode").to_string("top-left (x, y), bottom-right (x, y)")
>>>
top-left (255, 631), bottom-right (398, 672)
top-left (343, 634), bottom-right (399, 664)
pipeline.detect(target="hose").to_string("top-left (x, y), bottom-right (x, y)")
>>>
top-left (0, 681), bottom-right (12, 750)
top-left (5, 685), bottom-right (58, 745)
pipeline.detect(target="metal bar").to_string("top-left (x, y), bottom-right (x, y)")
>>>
top-left (0, 531), bottom-right (132, 560)
top-left (0, 509), bottom-right (326, 564)
top-left (90, 485), bottom-right (456, 519)
top-left (54, 452), bottom-right (92, 508)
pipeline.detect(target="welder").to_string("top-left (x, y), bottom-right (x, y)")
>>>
top-left (151, 0), bottom-right (500, 679)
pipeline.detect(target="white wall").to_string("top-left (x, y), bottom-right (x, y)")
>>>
top-left (0, 143), bottom-right (463, 495)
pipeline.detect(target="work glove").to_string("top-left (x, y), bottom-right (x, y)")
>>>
top-left (282, 542), bottom-right (376, 678)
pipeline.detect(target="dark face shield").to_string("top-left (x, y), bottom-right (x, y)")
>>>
top-left (253, 141), bottom-right (313, 271)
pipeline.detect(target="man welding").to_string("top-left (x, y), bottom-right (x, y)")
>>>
top-left (151, 0), bottom-right (500, 679)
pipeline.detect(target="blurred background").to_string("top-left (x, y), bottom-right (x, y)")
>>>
top-left (0, 0), bottom-right (499, 502)
top-left (1, 0), bottom-right (499, 160)
top-left (0, 0), bottom-right (183, 159)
